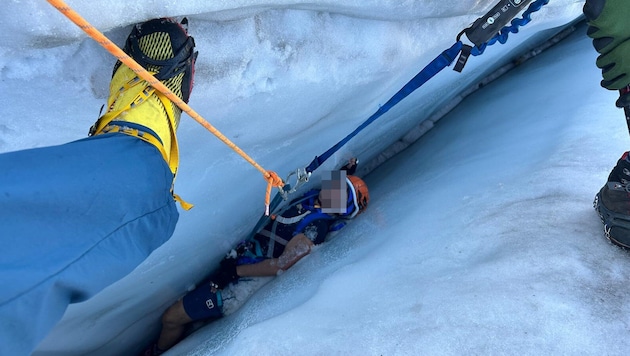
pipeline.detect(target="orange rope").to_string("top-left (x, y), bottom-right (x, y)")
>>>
top-left (46, 0), bottom-right (284, 214)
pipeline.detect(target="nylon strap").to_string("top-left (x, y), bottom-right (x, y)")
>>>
top-left (305, 41), bottom-right (463, 174)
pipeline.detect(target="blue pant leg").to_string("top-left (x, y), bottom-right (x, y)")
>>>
top-left (0, 133), bottom-right (179, 355)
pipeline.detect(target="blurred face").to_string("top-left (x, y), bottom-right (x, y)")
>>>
top-left (319, 170), bottom-right (347, 214)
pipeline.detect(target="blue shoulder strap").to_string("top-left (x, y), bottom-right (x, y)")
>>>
top-left (293, 210), bottom-right (336, 236)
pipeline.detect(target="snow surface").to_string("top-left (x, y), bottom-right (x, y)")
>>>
top-left (4, 0), bottom-right (629, 355)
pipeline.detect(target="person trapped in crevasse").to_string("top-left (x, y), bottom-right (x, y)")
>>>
top-left (0, 18), bottom-right (197, 355)
top-left (585, 0), bottom-right (630, 248)
top-left (143, 159), bottom-right (370, 355)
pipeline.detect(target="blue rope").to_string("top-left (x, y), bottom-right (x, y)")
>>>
top-left (305, 41), bottom-right (464, 173)
top-left (471, 0), bottom-right (550, 56)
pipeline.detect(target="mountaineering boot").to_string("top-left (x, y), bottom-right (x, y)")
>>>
top-left (90, 18), bottom-right (197, 175)
top-left (594, 151), bottom-right (630, 248)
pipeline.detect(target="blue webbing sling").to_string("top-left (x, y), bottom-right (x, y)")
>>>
top-left (306, 0), bottom-right (549, 174)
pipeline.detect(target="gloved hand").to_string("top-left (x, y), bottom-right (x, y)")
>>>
top-left (595, 42), bottom-right (630, 90)
top-left (584, 0), bottom-right (630, 54)
top-left (583, 0), bottom-right (630, 106)
top-left (210, 257), bottom-right (239, 289)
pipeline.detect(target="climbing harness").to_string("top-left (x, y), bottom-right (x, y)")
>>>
top-left (248, 189), bottom-right (341, 258)
top-left (46, 0), bottom-right (283, 215)
top-left (249, 174), bottom-right (369, 243)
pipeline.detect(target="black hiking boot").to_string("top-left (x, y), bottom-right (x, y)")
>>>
top-left (594, 151), bottom-right (630, 248)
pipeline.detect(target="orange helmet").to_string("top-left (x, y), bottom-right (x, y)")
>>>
top-left (346, 175), bottom-right (369, 218)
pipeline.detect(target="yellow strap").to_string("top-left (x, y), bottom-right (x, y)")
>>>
top-left (100, 125), bottom-right (169, 165)
top-left (155, 90), bottom-right (180, 176)
top-left (173, 193), bottom-right (194, 211)
top-left (92, 77), bottom-right (149, 136)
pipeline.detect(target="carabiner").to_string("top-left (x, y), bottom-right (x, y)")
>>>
top-left (280, 168), bottom-right (311, 200)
